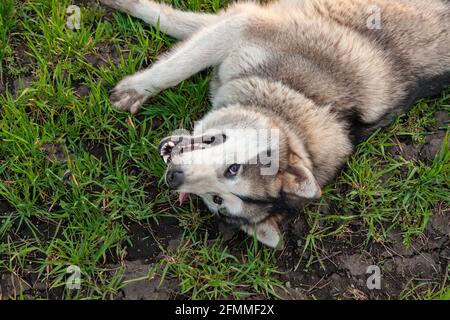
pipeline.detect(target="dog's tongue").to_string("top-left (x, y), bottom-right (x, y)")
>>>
top-left (178, 192), bottom-right (189, 205)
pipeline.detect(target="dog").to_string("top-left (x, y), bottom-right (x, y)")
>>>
top-left (100, 0), bottom-right (450, 248)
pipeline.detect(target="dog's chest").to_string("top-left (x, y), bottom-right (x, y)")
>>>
top-left (209, 44), bottom-right (270, 98)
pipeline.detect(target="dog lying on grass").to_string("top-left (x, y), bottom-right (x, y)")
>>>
top-left (100, 0), bottom-right (450, 248)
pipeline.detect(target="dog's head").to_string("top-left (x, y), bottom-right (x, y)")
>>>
top-left (158, 106), bottom-right (321, 248)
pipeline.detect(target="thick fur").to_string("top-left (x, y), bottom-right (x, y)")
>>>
top-left (100, 0), bottom-right (450, 247)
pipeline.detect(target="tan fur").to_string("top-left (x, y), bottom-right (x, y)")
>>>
top-left (101, 0), bottom-right (450, 247)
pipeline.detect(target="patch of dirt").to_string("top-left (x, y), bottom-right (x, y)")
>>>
top-left (0, 43), bottom-right (36, 97)
top-left (0, 267), bottom-right (64, 300)
top-left (73, 81), bottom-right (90, 98)
top-left (12, 75), bottom-right (37, 97)
top-left (85, 42), bottom-right (125, 68)
top-left (122, 217), bottom-right (182, 262)
top-left (434, 110), bottom-right (450, 127)
top-left (422, 131), bottom-right (447, 162)
top-left (107, 217), bottom-right (183, 300)
top-left (0, 213), bottom-right (65, 255)
top-left (0, 199), bottom-right (14, 214)
top-left (386, 113), bottom-right (448, 165)
top-left (114, 260), bottom-right (180, 300)
top-left (83, 139), bottom-right (109, 162)
top-left (40, 141), bottom-right (69, 163)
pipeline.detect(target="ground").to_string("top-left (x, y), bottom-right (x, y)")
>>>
top-left (0, 0), bottom-right (449, 300)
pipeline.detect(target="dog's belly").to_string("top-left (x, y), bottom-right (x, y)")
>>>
top-left (210, 0), bottom-right (450, 137)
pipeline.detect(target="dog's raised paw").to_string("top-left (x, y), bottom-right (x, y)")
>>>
top-left (110, 88), bottom-right (148, 114)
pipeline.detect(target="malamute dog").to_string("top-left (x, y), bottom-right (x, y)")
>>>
top-left (100, 0), bottom-right (450, 248)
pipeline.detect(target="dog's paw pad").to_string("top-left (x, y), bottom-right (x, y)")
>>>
top-left (110, 88), bottom-right (148, 114)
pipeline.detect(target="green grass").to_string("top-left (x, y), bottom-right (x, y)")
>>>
top-left (0, 0), bottom-right (449, 300)
top-left (162, 235), bottom-right (283, 299)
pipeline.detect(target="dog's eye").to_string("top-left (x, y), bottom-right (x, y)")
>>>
top-left (213, 195), bottom-right (223, 205)
top-left (225, 164), bottom-right (240, 177)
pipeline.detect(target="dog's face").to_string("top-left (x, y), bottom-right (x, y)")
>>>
top-left (158, 106), bottom-right (321, 247)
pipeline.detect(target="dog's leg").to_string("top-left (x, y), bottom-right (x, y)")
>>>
top-left (100, 0), bottom-right (220, 39)
top-left (110, 16), bottom-right (249, 113)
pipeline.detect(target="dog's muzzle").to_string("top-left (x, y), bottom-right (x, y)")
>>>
top-left (158, 133), bottom-right (227, 201)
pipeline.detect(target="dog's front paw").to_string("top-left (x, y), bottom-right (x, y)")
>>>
top-left (110, 88), bottom-right (148, 114)
top-left (109, 76), bottom-right (153, 114)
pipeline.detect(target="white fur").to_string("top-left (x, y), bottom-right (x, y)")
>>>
top-left (241, 220), bottom-right (283, 249)
top-left (101, 0), bottom-right (220, 39)
top-left (110, 15), bottom-right (250, 112)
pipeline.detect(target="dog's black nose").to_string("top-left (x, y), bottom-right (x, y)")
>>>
top-left (166, 169), bottom-right (184, 189)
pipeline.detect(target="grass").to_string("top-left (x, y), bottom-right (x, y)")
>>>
top-left (0, 0), bottom-right (449, 300)
top-left (163, 236), bottom-right (283, 299)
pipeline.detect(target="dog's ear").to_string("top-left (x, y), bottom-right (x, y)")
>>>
top-left (241, 218), bottom-right (283, 249)
top-left (282, 154), bottom-right (321, 199)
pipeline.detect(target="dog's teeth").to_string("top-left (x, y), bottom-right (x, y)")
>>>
top-left (163, 155), bottom-right (169, 163)
top-left (160, 142), bottom-right (173, 157)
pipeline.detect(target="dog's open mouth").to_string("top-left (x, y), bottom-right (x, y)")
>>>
top-left (158, 134), bottom-right (227, 205)
top-left (158, 138), bottom-right (176, 164)
top-left (158, 133), bottom-right (226, 164)
top-left (158, 138), bottom-right (188, 204)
